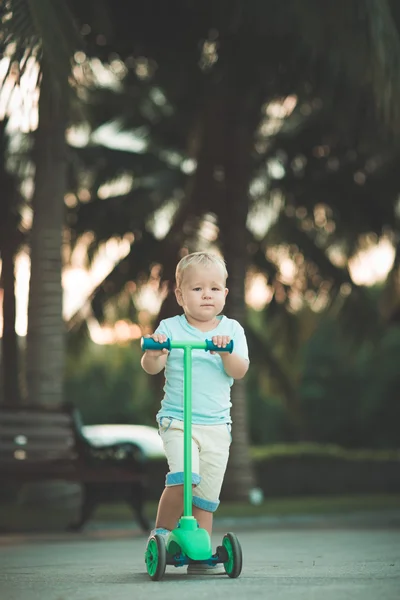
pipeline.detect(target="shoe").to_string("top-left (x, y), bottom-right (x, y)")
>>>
top-left (147, 527), bottom-right (170, 543)
top-left (187, 562), bottom-right (226, 575)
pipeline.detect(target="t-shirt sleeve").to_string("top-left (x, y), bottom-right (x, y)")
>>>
top-left (154, 319), bottom-right (170, 339)
top-left (233, 322), bottom-right (249, 361)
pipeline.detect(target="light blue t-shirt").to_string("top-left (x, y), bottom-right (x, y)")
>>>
top-left (154, 314), bottom-right (249, 425)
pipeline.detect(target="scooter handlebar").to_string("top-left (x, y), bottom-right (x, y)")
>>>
top-left (141, 337), bottom-right (234, 353)
top-left (141, 337), bottom-right (171, 351)
top-left (204, 339), bottom-right (234, 353)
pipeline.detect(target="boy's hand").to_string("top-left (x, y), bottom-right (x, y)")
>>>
top-left (210, 335), bottom-right (231, 354)
top-left (143, 333), bottom-right (169, 357)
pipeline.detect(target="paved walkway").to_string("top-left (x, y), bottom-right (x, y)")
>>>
top-left (1, 525), bottom-right (399, 600)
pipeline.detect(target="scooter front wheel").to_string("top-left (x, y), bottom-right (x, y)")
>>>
top-left (222, 532), bottom-right (243, 578)
top-left (145, 534), bottom-right (167, 581)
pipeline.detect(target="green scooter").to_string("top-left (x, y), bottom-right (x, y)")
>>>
top-left (141, 337), bottom-right (243, 580)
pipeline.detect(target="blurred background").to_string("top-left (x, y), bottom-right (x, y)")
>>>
top-left (0, 0), bottom-right (400, 532)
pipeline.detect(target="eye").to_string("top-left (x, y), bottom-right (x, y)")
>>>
top-left (212, 287), bottom-right (221, 291)
top-left (193, 287), bottom-right (201, 291)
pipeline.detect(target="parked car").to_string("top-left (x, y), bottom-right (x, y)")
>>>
top-left (82, 424), bottom-right (165, 459)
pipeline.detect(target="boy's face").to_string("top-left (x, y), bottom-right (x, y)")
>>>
top-left (175, 264), bottom-right (228, 322)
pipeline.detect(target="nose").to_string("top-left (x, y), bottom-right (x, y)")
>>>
top-left (202, 289), bottom-right (212, 298)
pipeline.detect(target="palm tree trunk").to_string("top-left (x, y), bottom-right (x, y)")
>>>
top-left (0, 123), bottom-right (21, 407)
top-left (1, 233), bottom-right (21, 406)
top-left (190, 81), bottom-right (260, 499)
top-left (218, 90), bottom-right (259, 500)
top-left (222, 254), bottom-right (256, 500)
top-left (26, 66), bottom-right (67, 407)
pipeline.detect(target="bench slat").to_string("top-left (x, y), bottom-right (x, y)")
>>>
top-left (0, 411), bottom-right (73, 427)
top-left (0, 435), bottom-right (75, 447)
top-left (0, 451), bottom-right (77, 462)
top-left (0, 426), bottom-right (75, 438)
top-left (0, 463), bottom-right (144, 482)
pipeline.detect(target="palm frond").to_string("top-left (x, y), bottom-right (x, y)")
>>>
top-left (69, 183), bottom-right (177, 242)
top-left (268, 213), bottom-right (353, 289)
top-left (2, 0), bottom-right (82, 94)
top-left (292, 0), bottom-right (400, 131)
top-left (72, 144), bottom-right (175, 178)
top-left (67, 230), bottom-right (163, 326)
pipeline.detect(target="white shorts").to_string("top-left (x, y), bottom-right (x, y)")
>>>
top-left (158, 417), bottom-right (232, 513)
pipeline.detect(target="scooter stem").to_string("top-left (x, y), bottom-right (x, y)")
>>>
top-left (183, 346), bottom-right (193, 517)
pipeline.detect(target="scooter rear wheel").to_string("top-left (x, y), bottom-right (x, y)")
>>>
top-left (222, 532), bottom-right (243, 578)
top-left (145, 534), bottom-right (167, 581)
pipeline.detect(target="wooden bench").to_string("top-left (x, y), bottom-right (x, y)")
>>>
top-left (0, 403), bottom-right (150, 532)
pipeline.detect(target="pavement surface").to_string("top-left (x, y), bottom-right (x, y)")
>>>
top-left (1, 519), bottom-right (400, 600)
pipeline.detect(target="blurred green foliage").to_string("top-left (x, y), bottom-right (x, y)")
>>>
top-left (299, 322), bottom-right (400, 449)
top-left (65, 339), bottom-right (156, 425)
top-left (250, 444), bottom-right (400, 461)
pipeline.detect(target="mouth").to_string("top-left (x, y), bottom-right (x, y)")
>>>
top-left (201, 304), bottom-right (214, 307)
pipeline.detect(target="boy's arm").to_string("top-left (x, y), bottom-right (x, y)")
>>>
top-left (211, 331), bottom-right (249, 379)
top-left (140, 333), bottom-right (169, 375)
top-left (141, 352), bottom-right (168, 375)
top-left (220, 352), bottom-right (249, 379)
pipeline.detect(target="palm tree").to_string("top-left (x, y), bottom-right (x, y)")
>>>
top-left (2, 0), bottom-right (82, 407)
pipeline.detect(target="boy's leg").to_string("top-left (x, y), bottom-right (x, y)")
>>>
top-left (192, 423), bottom-right (231, 532)
top-left (192, 505), bottom-right (213, 535)
top-left (156, 484), bottom-right (198, 530)
top-left (155, 485), bottom-right (184, 530)
top-left (155, 418), bottom-right (201, 531)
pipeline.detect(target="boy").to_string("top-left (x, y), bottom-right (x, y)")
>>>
top-left (141, 251), bottom-right (249, 574)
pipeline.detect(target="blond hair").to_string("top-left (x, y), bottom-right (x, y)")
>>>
top-left (175, 251), bottom-right (228, 287)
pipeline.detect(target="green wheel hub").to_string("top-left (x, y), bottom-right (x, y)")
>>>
top-left (222, 532), bottom-right (243, 578)
top-left (145, 535), bottom-right (167, 581)
top-left (223, 536), bottom-right (234, 573)
top-left (145, 538), bottom-right (158, 577)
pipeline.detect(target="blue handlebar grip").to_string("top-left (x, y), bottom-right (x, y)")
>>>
top-left (141, 337), bottom-right (171, 351)
top-left (205, 339), bottom-right (234, 353)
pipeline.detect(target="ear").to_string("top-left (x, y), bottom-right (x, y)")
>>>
top-left (175, 287), bottom-right (183, 306)
top-left (224, 287), bottom-right (229, 299)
